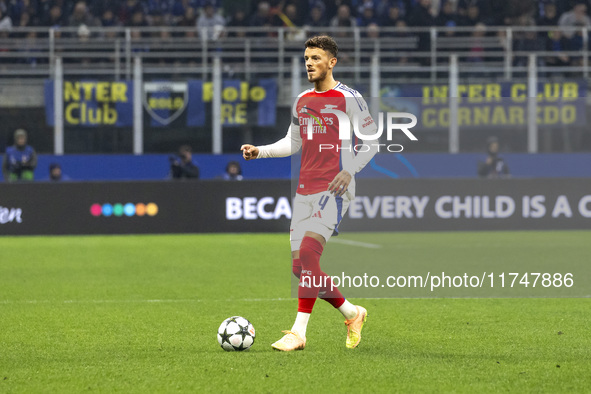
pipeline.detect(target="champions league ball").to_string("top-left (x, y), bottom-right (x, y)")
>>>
top-left (217, 316), bottom-right (256, 351)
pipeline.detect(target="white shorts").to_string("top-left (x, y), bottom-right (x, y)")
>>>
top-left (290, 191), bottom-right (351, 251)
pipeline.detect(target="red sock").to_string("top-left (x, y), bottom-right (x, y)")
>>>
top-left (292, 258), bottom-right (302, 279)
top-left (297, 237), bottom-right (324, 313)
top-left (297, 237), bottom-right (347, 312)
top-left (319, 277), bottom-right (346, 309)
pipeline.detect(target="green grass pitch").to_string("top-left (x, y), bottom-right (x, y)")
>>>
top-left (0, 232), bottom-right (590, 392)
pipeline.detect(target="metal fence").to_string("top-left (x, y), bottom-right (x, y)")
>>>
top-left (1, 25), bottom-right (591, 83)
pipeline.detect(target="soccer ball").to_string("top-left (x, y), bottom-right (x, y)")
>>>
top-left (217, 316), bottom-right (256, 351)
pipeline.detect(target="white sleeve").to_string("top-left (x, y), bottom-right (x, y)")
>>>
top-left (257, 97), bottom-right (302, 159)
top-left (343, 94), bottom-right (378, 175)
top-left (257, 122), bottom-right (301, 158)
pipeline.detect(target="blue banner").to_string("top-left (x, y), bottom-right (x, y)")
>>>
top-left (44, 80), bottom-right (134, 127)
top-left (380, 80), bottom-right (587, 129)
top-left (44, 79), bottom-right (278, 128)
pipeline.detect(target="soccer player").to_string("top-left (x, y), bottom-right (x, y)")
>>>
top-left (241, 36), bottom-right (378, 351)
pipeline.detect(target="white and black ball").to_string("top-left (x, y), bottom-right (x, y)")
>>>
top-left (217, 316), bottom-right (255, 351)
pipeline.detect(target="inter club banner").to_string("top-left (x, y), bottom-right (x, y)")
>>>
top-left (380, 80), bottom-right (587, 129)
top-left (44, 79), bottom-right (277, 127)
top-left (44, 80), bottom-right (134, 127)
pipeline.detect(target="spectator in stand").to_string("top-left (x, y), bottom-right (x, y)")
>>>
top-left (407, 0), bottom-right (435, 65)
top-left (130, 8), bottom-right (149, 28)
top-left (381, 4), bottom-right (404, 27)
top-left (2, 129), bottom-right (37, 182)
top-left (545, 29), bottom-right (572, 69)
top-left (467, 22), bottom-right (486, 63)
top-left (249, 1), bottom-right (274, 27)
top-left (436, 1), bottom-right (458, 36)
top-left (119, 0), bottom-right (146, 26)
top-left (149, 9), bottom-right (168, 37)
top-left (227, 8), bottom-right (248, 37)
top-left (33, 0), bottom-right (55, 26)
top-left (223, 161), bottom-right (243, 181)
top-left (365, 22), bottom-right (380, 37)
top-left (305, 4), bottom-right (328, 29)
top-left (276, 3), bottom-right (302, 27)
top-left (330, 4), bottom-right (356, 29)
top-left (68, 1), bottom-right (99, 29)
top-left (144, 0), bottom-right (171, 18)
top-left (477, 137), bottom-right (510, 179)
top-left (169, 145), bottom-right (199, 180)
top-left (538, 0), bottom-right (569, 20)
top-left (357, 2), bottom-right (378, 26)
top-left (196, 1), bottom-right (225, 40)
top-left (559, 2), bottom-right (591, 39)
top-left (458, 3), bottom-right (481, 27)
top-left (375, 0), bottom-right (393, 17)
top-left (40, 5), bottom-right (64, 27)
top-left (513, 17), bottom-right (544, 67)
top-left (0, 7), bottom-right (13, 31)
top-left (537, 2), bottom-right (559, 28)
top-left (175, 6), bottom-right (196, 38)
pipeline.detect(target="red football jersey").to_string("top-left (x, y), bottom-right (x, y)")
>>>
top-left (293, 82), bottom-right (377, 195)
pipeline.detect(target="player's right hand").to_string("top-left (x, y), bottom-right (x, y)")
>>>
top-left (240, 144), bottom-right (259, 161)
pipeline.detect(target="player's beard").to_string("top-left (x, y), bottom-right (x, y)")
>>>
top-left (308, 68), bottom-right (327, 83)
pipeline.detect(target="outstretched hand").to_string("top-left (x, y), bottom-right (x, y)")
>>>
top-left (241, 144), bottom-right (259, 161)
top-left (328, 170), bottom-right (352, 197)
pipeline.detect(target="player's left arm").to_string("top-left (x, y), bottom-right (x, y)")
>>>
top-left (328, 94), bottom-right (379, 196)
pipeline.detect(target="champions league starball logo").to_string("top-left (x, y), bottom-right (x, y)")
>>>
top-left (305, 105), bottom-right (418, 153)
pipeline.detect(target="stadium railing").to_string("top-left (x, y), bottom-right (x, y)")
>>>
top-left (0, 25), bottom-right (590, 83)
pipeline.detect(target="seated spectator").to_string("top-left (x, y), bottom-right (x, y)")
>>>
top-left (249, 1), bottom-right (274, 27)
top-left (468, 23), bottom-right (486, 63)
top-left (68, 1), bottom-right (99, 29)
top-left (458, 3), bottom-right (481, 27)
top-left (176, 7), bottom-right (196, 27)
top-left (144, 0), bottom-right (171, 18)
top-left (100, 9), bottom-right (119, 28)
top-left (381, 5), bottom-right (404, 28)
top-left (196, 1), bottom-right (225, 40)
top-left (40, 5), bottom-right (64, 28)
top-left (2, 129), bottom-right (37, 182)
top-left (408, 0), bottom-right (435, 27)
top-left (223, 161), bottom-right (243, 181)
top-left (408, 0), bottom-right (435, 65)
top-left (330, 4), bottom-right (356, 38)
top-left (49, 163), bottom-right (70, 181)
top-left (375, 0), bottom-right (394, 17)
top-left (227, 9), bottom-right (248, 37)
top-left (276, 3), bottom-right (302, 27)
top-left (169, 145), bottom-right (199, 179)
top-left (436, 1), bottom-right (458, 36)
top-left (305, 4), bottom-right (328, 29)
top-left (0, 8), bottom-right (13, 31)
top-left (559, 2), bottom-right (591, 39)
top-left (545, 30), bottom-right (571, 68)
top-left (118, 0), bottom-right (145, 26)
top-left (477, 137), bottom-right (510, 178)
top-left (537, 2), bottom-right (558, 28)
top-left (365, 22), bottom-right (380, 38)
top-left (357, 2), bottom-right (378, 27)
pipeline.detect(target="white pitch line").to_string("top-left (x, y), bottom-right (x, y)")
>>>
top-left (329, 238), bottom-right (383, 249)
top-left (0, 298), bottom-right (294, 305)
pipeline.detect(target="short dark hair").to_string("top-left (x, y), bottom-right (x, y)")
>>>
top-left (179, 144), bottom-right (192, 153)
top-left (305, 35), bottom-right (338, 58)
